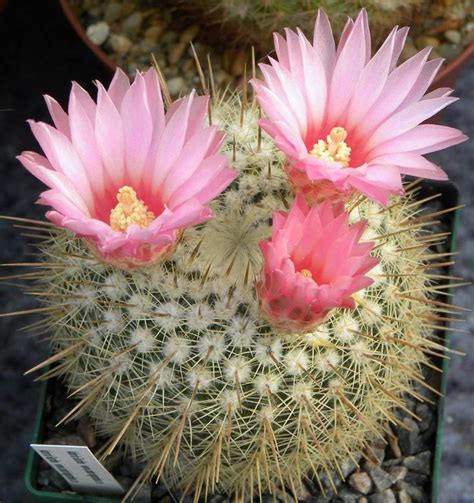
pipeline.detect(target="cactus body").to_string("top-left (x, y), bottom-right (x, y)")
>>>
top-left (27, 92), bottom-right (444, 500)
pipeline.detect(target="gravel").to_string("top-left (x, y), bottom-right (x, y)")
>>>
top-left (72, 0), bottom-right (474, 97)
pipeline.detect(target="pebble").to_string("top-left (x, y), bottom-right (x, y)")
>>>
top-left (293, 482), bottom-right (311, 500)
top-left (274, 489), bottom-right (295, 503)
top-left (465, 30), bottom-right (474, 45)
top-left (151, 482), bottom-right (168, 499)
top-left (38, 465), bottom-right (69, 491)
top-left (102, 450), bottom-right (122, 472)
top-left (167, 77), bottom-right (185, 96)
top-left (45, 433), bottom-right (86, 446)
top-left (367, 466), bottom-right (395, 492)
top-left (108, 34), bottom-right (133, 55)
top-left (334, 488), bottom-right (361, 502)
top-left (414, 403), bottom-right (432, 433)
top-left (77, 415), bottom-right (96, 448)
top-left (349, 472), bottom-right (372, 494)
top-left (144, 24), bottom-right (164, 44)
top-left (402, 451), bottom-right (431, 475)
top-left (397, 489), bottom-right (412, 503)
top-left (230, 50), bottom-right (247, 77)
top-left (86, 21), bottom-right (110, 46)
top-left (430, 4), bottom-right (445, 18)
top-left (120, 1), bottom-right (137, 17)
top-left (444, 29), bottom-right (462, 44)
top-left (159, 30), bottom-right (177, 47)
top-left (122, 11), bottom-right (143, 37)
top-left (387, 465), bottom-right (407, 482)
top-left (426, 18), bottom-right (463, 36)
top-left (368, 490), bottom-right (396, 503)
top-left (104, 2), bottom-right (121, 24)
top-left (179, 24), bottom-right (200, 44)
top-left (168, 42), bottom-right (188, 65)
top-left (415, 35), bottom-right (440, 49)
top-left (404, 470), bottom-right (428, 488)
top-left (132, 482), bottom-right (152, 503)
top-left (401, 38), bottom-right (418, 60)
top-left (395, 418), bottom-right (420, 456)
top-left (395, 482), bottom-right (425, 502)
top-left (368, 443), bottom-right (386, 466)
top-left (387, 435), bottom-right (402, 459)
top-left (438, 43), bottom-right (462, 60)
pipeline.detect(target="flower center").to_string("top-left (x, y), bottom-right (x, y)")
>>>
top-left (310, 126), bottom-right (351, 167)
top-left (298, 269), bottom-right (313, 279)
top-left (110, 186), bottom-right (155, 232)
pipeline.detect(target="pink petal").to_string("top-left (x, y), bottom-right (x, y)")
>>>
top-left (121, 72), bottom-right (153, 187)
top-left (327, 11), bottom-right (368, 125)
top-left (372, 152), bottom-right (448, 179)
top-left (143, 67), bottom-right (165, 133)
top-left (345, 27), bottom-right (396, 129)
top-left (27, 120), bottom-right (95, 211)
top-left (107, 67), bottom-right (131, 108)
top-left (369, 124), bottom-right (467, 158)
top-left (166, 155), bottom-right (230, 207)
top-left (68, 88), bottom-right (107, 198)
top-left (95, 82), bottom-right (125, 187)
top-left (312, 9), bottom-right (336, 77)
top-left (399, 57), bottom-right (443, 109)
top-left (44, 95), bottom-right (70, 138)
top-left (349, 165), bottom-right (403, 205)
top-left (160, 127), bottom-right (221, 200)
top-left (366, 96), bottom-right (458, 150)
top-left (71, 82), bottom-right (97, 124)
top-left (354, 48), bottom-right (431, 141)
top-left (150, 93), bottom-right (196, 193)
top-left (18, 152), bottom-right (91, 215)
top-left (390, 27), bottom-right (409, 70)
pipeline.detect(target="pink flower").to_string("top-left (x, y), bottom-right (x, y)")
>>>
top-left (257, 194), bottom-right (378, 332)
top-left (18, 68), bottom-right (237, 268)
top-left (251, 10), bottom-right (467, 206)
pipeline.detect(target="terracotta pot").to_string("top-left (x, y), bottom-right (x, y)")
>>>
top-left (59, 0), bottom-right (116, 74)
top-left (435, 39), bottom-right (474, 89)
top-left (59, 0), bottom-right (474, 90)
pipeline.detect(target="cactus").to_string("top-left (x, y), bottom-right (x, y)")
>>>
top-left (22, 90), bottom-right (451, 501)
top-left (177, 0), bottom-right (425, 55)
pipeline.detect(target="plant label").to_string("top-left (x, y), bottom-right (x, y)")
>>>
top-left (31, 444), bottom-right (124, 496)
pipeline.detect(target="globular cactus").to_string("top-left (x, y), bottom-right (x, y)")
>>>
top-left (15, 9), bottom-right (466, 501)
top-left (177, 0), bottom-right (424, 55)
top-left (25, 93), bottom-right (446, 500)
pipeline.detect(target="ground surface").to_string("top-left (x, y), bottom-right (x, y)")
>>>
top-left (0, 1), bottom-right (472, 502)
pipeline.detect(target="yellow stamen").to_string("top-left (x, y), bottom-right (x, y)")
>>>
top-left (299, 269), bottom-right (313, 279)
top-left (310, 126), bottom-right (351, 167)
top-left (110, 186), bottom-right (155, 232)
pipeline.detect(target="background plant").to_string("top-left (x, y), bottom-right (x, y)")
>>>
top-left (177, 0), bottom-right (425, 55)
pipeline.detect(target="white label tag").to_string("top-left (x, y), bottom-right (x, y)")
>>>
top-left (31, 444), bottom-right (124, 496)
